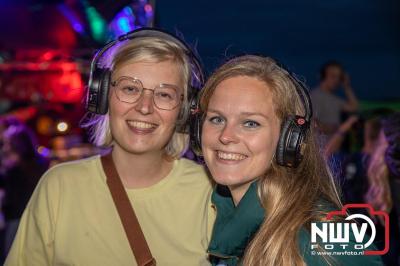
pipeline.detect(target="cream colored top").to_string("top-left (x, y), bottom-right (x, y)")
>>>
top-left (6, 156), bottom-right (215, 266)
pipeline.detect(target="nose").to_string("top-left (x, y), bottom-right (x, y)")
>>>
top-left (219, 123), bottom-right (239, 145)
top-left (134, 90), bottom-right (154, 115)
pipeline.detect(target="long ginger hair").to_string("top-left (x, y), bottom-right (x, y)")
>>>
top-left (200, 55), bottom-right (342, 266)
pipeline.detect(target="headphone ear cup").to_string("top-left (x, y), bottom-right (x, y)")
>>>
top-left (97, 70), bottom-right (111, 115)
top-left (188, 90), bottom-right (203, 156)
top-left (276, 116), bottom-right (308, 168)
top-left (176, 87), bottom-right (195, 134)
top-left (86, 68), bottom-right (111, 115)
top-left (191, 111), bottom-right (203, 156)
top-left (276, 118), bottom-right (292, 166)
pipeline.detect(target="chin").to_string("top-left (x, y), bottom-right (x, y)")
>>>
top-left (115, 139), bottom-right (159, 155)
top-left (212, 173), bottom-right (244, 187)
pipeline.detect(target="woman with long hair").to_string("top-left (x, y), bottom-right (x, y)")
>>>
top-left (199, 55), bottom-right (383, 265)
top-left (365, 112), bottom-right (400, 265)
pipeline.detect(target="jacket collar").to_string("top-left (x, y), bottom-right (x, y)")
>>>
top-left (208, 181), bottom-right (265, 264)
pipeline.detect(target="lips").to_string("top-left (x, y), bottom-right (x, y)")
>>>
top-left (216, 150), bottom-right (248, 161)
top-left (126, 120), bottom-right (158, 133)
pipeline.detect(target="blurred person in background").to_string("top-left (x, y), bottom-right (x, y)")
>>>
top-left (324, 110), bottom-right (399, 265)
top-left (311, 61), bottom-right (359, 139)
top-left (0, 120), bottom-right (49, 256)
top-left (324, 109), bottom-right (394, 203)
top-left (365, 112), bottom-right (400, 266)
top-left (324, 114), bottom-right (382, 205)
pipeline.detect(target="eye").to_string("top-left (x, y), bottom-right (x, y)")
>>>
top-left (122, 86), bottom-right (141, 95)
top-left (154, 87), bottom-right (178, 102)
top-left (155, 91), bottom-right (173, 100)
top-left (208, 116), bottom-right (225, 125)
top-left (243, 120), bottom-right (260, 128)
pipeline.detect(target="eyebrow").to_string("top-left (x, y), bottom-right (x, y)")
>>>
top-left (207, 109), bottom-right (271, 120)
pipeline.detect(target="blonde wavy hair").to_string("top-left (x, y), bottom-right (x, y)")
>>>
top-left (365, 130), bottom-right (392, 225)
top-left (82, 36), bottom-right (198, 158)
top-left (200, 55), bottom-right (342, 266)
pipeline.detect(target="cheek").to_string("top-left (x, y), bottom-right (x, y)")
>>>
top-left (201, 123), bottom-right (219, 148)
top-left (201, 124), bottom-right (210, 145)
top-left (159, 109), bottom-right (180, 131)
top-left (248, 130), bottom-right (279, 166)
top-left (109, 93), bottom-right (128, 118)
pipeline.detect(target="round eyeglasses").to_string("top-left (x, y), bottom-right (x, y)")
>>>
top-left (111, 76), bottom-right (184, 110)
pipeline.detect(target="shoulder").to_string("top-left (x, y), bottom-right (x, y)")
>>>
top-left (26, 155), bottom-right (104, 211)
top-left (173, 158), bottom-right (213, 188)
top-left (39, 155), bottom-right (102, 188)
top-left (310, 88), bottom-right (329, 106)
top-left (176, 158), bottom-right (206, 173)
top-left (310, 88), bottom-right (323, 98)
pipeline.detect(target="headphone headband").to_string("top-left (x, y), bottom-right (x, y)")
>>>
top-left (89, 27), bottom-right (204, 87)
top-left (87, 27), bottom-right (204, 115)
top-left (275, 62), bottom-right (313, 122)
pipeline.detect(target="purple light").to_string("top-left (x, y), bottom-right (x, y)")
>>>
top-left (73, 23), bottom-right (84, 33)
top-left (109, 2), bottom-right (154, 38)
top-left (37, 146), bottom-right (51, 158)
top-left (144, 4), bottom-right (152, 13)
top-left (57, 4), bottom-right (85, 35)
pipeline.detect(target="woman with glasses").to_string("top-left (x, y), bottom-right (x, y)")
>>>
top-left (6, 29), bottom-right (214, 266)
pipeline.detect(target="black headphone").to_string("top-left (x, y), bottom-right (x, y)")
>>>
top-left (86, 27), bottom-right (204, 132)
top-left (189, 60), bottom-right (313, 168)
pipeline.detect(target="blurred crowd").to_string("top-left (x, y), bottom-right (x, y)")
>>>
top-left (312, 61), bottom-right (400, 265)
top-left (0, 117), bottom-right (49, 260)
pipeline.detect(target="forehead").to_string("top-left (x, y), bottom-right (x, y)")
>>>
top-left (209, 76), bottom-right (275, 115)
top-left (112, 60), bottom-right (183, 86)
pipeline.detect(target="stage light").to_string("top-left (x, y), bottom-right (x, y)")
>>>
top-left (57, 121), bottom-right (69, 132)
top-left (57, 4), bottom-right (85, 35)
top-left (85, 5), bottom-right (107, 42)
top-left (37, 146), bottom-right (51, 157)
top-left (109, 6), bottom-right (136, 37)
top-left (109, 2), bottom-right (155, 38)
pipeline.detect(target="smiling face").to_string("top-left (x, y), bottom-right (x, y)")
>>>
top-left (201, 75), bottom-right (281, 198)
top-left (109, 60), bottom-right (183, 155)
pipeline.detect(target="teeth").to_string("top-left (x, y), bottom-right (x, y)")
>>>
top-left (127, 121), bottom-right (156, 129)
top-left (217, 151), bottom-right (247, 161)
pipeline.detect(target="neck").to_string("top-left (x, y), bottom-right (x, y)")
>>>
top-left (229, 182), bottom-right (253, 206)
top-left (111, 145), bottom-right (174, 189)
top-left (320, 82), bottom-right (333, 92)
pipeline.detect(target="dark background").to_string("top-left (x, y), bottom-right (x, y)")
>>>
top-left (1, 0), bottom-right (399, 101)
top-left (156, 0), bottom-right (400, 101)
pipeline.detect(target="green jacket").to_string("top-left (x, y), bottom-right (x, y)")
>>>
top-left (208, 182), bottom-right (384, 266)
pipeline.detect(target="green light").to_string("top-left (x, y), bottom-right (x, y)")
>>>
top-left (360, 100), bottom-right (400, 111)
top-left (85, 6), bottom-right (108, 42)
